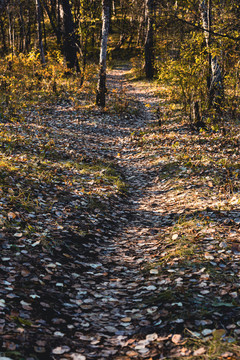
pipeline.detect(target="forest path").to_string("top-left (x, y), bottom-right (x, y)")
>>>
top-left (72, 68), bottom-right (173, 358)
top-left (74, 67), bottom-right (240, 359)
top-left (1, 66), bottom-right (240, 360)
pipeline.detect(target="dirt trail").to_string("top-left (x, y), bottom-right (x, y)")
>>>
top-left (73, 68), bottom-right (240, 359)
top-left (1, 67), bottom-right (240, 359)
top-left (72, 69), bottom-right (169, 358)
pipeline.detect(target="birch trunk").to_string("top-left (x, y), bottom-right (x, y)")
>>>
top-left (200, 0), bottom-right (224, 112)
top-left (96, 0), bottom-right (110, 107)
top-left (144, 0), bottom-right (154, 79)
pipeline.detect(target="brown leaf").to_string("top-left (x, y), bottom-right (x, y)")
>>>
top-left (121, 317), bottom-right (131, 323)
top-left (5, 342), bottom-right (16, 351)
top-left (8, 212), bottom-right (17, 220)
top-left (193, 347), bottom-right (206, 356)
top-left (221, 352), bottom-right (234, 358)
top-left (21, 269), bottom-right (30, 277)
top-left (126, 351), bottom-right (139, 357)
top-left (172, 334), bottom-right (183, 344)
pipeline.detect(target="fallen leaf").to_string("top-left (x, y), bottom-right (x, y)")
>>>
top-left (193, 347), bottom-right (206, 356)
top-left (52, 345), bottom-right (70, 354)
top-left (21, 269), bottom-right (30, 277)
top-left (121, 317), bottom-right (131, 322)
top-left (5, 342), bottom-right (16, 351)
top-left (13, 232), bottom-right (23, 237)
top-left (8, 212), bottom-right (16, 220)
top-left (212, 329), bottom-right (226, 339)
top-left (126, 351), bottom-right (138, 357)
top-left (150, 269), bottom-right (158, 274)
top-left (20, 300), bottom-right (32, 311)
top-left (172, 334), bottom-right (182, 344)
top-left (146, 333), bottom-right (158, 341)
top-left (54, 331), bottom-right (65, 337)
top-left (0, 300), bottom-right (6, 308)
top-left (201, 329), bottom-right (213, 336)
top-left (71, 354), bottom-right (86, 360)
top-left (221, 352), bottom-right (234, 358)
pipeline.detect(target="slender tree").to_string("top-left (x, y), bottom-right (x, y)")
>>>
top-left (18, 1), bottom-right (26, 53)
top-left (40, 0), bottom-right (61, 44)
top-left (96, 0), bottom-right (110, 107)
top-left (0, 16), bottom-right (7, 53)
top-left (144, 0), bottom-right (154, 79)
top-left (36, 0), bottom-right (46, 64)
top-left (200, 0), bottom-right (224, 112)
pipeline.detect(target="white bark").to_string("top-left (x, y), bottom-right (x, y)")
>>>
top-left (96, 0), bottom-right (110, 106)
top-left (99, 1), bottom-right (109, 71)
top-left (200, 0), bottom-right (223, 110)
top-left (200, 0), bottom-right (209, 46)
top-left (144, 0), bottom-right (154, 79)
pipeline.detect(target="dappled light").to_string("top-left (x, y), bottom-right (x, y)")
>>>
top-left (0, 0), bottom-right (240, 359)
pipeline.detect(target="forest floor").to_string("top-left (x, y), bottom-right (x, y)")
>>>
top-left (0, 66), bottom-right (240, 360)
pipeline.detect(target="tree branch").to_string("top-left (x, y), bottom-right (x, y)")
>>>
top-left (171, 14), bottom-right (240, 42)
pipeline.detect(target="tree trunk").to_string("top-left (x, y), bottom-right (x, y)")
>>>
top-left (207, 0), bottom-right (211, 92)
top-left (0, 17), bottom-right (7, 53)
top-left (19, 2), bottom-right (26, 52)
top-left (59, 0), bottom-right (80, 72)
top-left (137, 14), bottom-right (145, 47)
top-left (40, 0), bottom-right (61, 44)
top-left (109, 0), bottom-right (113, 34)
top-left (42, 5), bottom-right (47, 52)
top-left (200, 0), bottom-right (224, 112)
top-left (96, 0), bottom-right (110, 107)
top-left (7, 4), bottom-right (14, 57)
top-left (26, 6), bottom-right (32, 52)
top-left (144, 0), bottom-right (154, 79)
top-left (36, 0), bottom-right (46, 64)
top-left (193, 101), bottom-right (201, 122)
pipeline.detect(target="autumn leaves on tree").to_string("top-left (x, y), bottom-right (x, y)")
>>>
top-left (1, 1), bottom-right (240, 359)
top-left (0, 0), bottom-right (239, 120)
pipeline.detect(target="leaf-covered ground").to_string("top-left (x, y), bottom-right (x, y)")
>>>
top-left (0, 66), bottom-right (240, 359)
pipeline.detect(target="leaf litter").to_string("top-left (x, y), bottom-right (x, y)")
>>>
top-left (0, 67), bottom-right (240, 359)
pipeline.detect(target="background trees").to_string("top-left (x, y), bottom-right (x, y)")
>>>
top-left (0, 0), bottom-right (239, 120)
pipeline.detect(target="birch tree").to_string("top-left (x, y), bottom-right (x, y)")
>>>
top-left (144, 0), bottom-right (154, 79)
top-left (200, 0), bottom-right (224, 112)
top-left (96, 0), bottom-right (110, 107)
